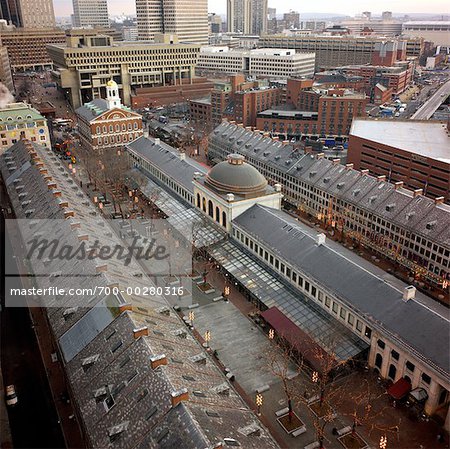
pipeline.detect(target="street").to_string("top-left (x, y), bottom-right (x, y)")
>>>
top-left (1, 218), bottom-right (65, 448)
top-left (411, 79), bottom-right (450, 119)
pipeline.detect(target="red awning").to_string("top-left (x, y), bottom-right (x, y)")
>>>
top-left (387, 378), bottom-right (411, 400)
top-left (260, 306), bottom-right (336, 374)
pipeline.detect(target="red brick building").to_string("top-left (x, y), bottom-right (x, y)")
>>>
top-left (348, 118), bottom-right (450, 202)
top-left (188, 98), bottom-right (212, 131)
top-left (256, 82), bottom-right (367, 139)
top-left (76, 80), bottom-right (143, 153)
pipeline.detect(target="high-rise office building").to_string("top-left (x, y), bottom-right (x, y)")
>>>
top-left (136, 0), bottom-right (208, 45)
top-left (251, 0), bottom-right (267, 35)
top-left (227, 0), bottom-right (267, 35)
top-left (0, 0), bottom-right (55, 28)
top-left (72, 0), bottom-right (110, 28)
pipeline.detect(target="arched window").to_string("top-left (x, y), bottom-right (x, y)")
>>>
top-left (96, 126), bottom-right (100, 134)
top-left (403, 375), bottom-right (412, 384)
top-left (215, 207), bottom-right (220, 223)
top-left (134, 122), bottom-right (138, 129)
top-left (196, 193), bottom-right (201, 207)
top-left (388, 364), bottom-right (397, 381)
top-left (109, 125), bottom-right (113, 132)
top-left (116, 124), bottom-right (120, 132)
top-left (375, 354), bottom-right (383, 370)
top-left (122, 123), bottom-right (126, 131)
top-left (208, 200), bottom-right (213, 218)
top-left (103, 126), bottom-right (107, 133)
top-left (202, 197), bottom-right (206, 212)
top-left (128, 123), bottom-right (132, 130)
top-left (222, 211), bottom-right (226, 227)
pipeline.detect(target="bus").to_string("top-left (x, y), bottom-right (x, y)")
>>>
top-left (53, 118), bottom-right (72, 127)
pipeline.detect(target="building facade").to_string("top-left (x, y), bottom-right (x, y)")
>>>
top-left (208, 122), bottom-right (450, 288)
top-left (197, 47), bottom-right (315, 79)
top-left (47, 33), bottom-right (200, 108)
top-left (250, 0), bottom-right (267, 36)
top-left (76, 80), bottom-right (143, 153)
top-left (0, 27), bottom-right (66, 71)
top-left (402, 21), bottom-right (450, 47)
top-left (136, 0), bottom-right (208, 45)
top-left (0, 44), bottom-right (13, 93)
top-left (258, 34), bottom-right (423, 70)
top-left (0, 0), bottom-right (55, 28)
top-left (0, 102), bottom-right (50, 153)
top-left (188, 98), bottom-right (212, 131)
top-left (348, 119), bottom-right (450, 203)
top-left (72, 0), bottom-right (109, 28)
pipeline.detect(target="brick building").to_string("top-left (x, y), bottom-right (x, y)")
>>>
top-left (202, 75), bottom-right (282, 129)
top-left (348, 119), bottom-right (450, 202)
top-left (188, 98), bottom-right (212, 131)
top-left (256, 79), bottom-right (367, 139)
top-left (76, 81), bottom-right (143, 153)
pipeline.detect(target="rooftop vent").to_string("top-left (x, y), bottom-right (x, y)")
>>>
top-left (150, 354), bottom-right (168, 369)
top-left (108, 421), bottom-right (129, 442)
top-left (426, 220), bottom-right (437, 230)
top-left (133, 326), bottom-right (148, 339)
top-left (337, 182), bottom-right (345, 189)
top-left (385, 203), bottom-right (395, 212)
top-left (403, 286), bottom-right (416, 302)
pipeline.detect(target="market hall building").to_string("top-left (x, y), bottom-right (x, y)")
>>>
top-left (126, 135), bottom-right (450, 429)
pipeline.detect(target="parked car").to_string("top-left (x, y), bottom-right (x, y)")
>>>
top-left (5, 385), bottom-right (18, 406)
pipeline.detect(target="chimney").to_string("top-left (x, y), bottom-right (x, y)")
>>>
top-left (119, 303), bottom-right (132, 313)
top-left (316, 233), bottom-right (326, 246)
top-left (394, 181), bottom-right (404, 190)
top-left (58, 199), bottom-right (69, 208)
top-left (263, 132), bottom-right (270, 137)
top-left (229, 120), bottom-right (236, 125)
top-left (377, 175), bottom-right (386, 182)
top-left (63, 210), bottom-right (75, 218)
top-left (39, 168), bottom-right (48, 175)
top-left (53, 190), bottom-right (62, 198)
top-left (403, 286), bottom-right (416, 302)
top-left (237, 123), bottom-right (244, 128)
top-left (360, 169), bottom-right (369, 176)
top-left (179, 152), bottom-right (186, 160)
top-left (245, 126), bottom-right (252, 130)
top-left (282, 140), bottom-right (290, 146)
top-left (316, 152), bottom-right (324, 159)
top-left (150, 354), bottom-right (168, 369)
top-left (47, 181), bottom-right (57, 190)
top-left (272, 136), bottom-right (279, 141)
top-left (305, 146), bottom-right (313, 154)
top-left (78, 233), bottom-right (89, 242)
top-left (345, 163), bottom-right (354, 170)
top-left (434, 196), bottom-right (445, 205)
top-left (171, 388), bottom-right (189, 407)
top-left (274, 183), bottom-right (282, 192)
top-left (413, 189), bottom-right (423, 197)
top-left (95, 263), bottom-right (108, 273)
top-left (44, 175), bottom-right (52, 181)
top-left (226, 193), bottom-right (235, 202)
top-left (332, 158), bottom-right (340, 165)
top-left (133, 326), bottom-right (149, 339)
top-left (70, 221), bottom-right (81, 230)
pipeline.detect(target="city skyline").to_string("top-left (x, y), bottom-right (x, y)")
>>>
top-left (52, 0), bottom-right (449, 17)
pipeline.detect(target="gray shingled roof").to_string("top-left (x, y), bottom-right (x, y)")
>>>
top-left (209, 122), bottom-right (450, 246)
top-left (75, 99), bottom-right (109, 121)
top-left (233, 204), bottom-right (450, 380)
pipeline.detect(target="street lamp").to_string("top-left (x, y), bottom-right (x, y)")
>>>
top-left (312, 371), bottom-right (319, 383)
top-left (223, 285), bottom-right (230, 301)
top-left (188, 311), bottom-right (195, 327)
top-left (204, 330), bottom-right (211, 348)
top-left (268, 329), bottom-right (275, 340)
top-left (379, 435), bottom-right (387, 449)
top-left (256, 393), bottom-right (263, 416)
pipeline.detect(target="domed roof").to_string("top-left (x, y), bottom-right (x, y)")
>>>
top-left (206, 154), bottom-right (268, 195)
top-left (106, 79), bottom-right (118, 88)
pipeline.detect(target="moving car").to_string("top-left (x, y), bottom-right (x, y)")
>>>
top-left (5, 385), bottom-right (18, 406)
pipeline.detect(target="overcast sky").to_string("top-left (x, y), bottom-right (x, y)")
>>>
top-left (53, 0), bottom-right (449, 17)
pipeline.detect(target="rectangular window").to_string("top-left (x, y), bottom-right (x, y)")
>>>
top-left (421, 373), bottom-right (431, 385)
top-left (391, 350), bottom-right (399, 361)
top-left (332, 302), bottom-right (338, 314)
top-left (364, 327), bottom-right (372, 339)
top-left (304, 281), bottom-right (310, 292)
top-left (340, 308), bottom-right (346, 319)
top-left (356, 320), bottom-right (363, 332)
top-left (318, 291), bottom-right (323, 302)
top-left (275, 259), bottom-right (279, 269)
top-left (280, 263), bottom-right (285, 273)
top-left (405, 361), bottom-right (415, 372)
top-left (311, 286), bottom-right (316, 297)
top-left (325, 296), bottom-right (331, 308)
top-left (286, 267), bottom-right (291, 277)
top-left (377, 339), bottom-right (385, 350)
top-left (292, 272), bottom-right (297, 282)
top-left (298, 277), bottom-right (303, 288)
top-left (270, 255), bottom-right (274, 265)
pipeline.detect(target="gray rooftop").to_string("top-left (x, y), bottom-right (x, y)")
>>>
top-left (233, 204), bottom-right (450, 380)
top-left (127, 136), bottom-right (207, 194)
top-left (209, 122), bottom-right (450, 246)
top-left (350, 118), bottom-right (450, 164)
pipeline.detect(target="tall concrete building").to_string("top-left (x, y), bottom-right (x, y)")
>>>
top-left (72, 0), bottom-right (110, 28)
top-left (0, 0), bottom-right (55, 28)
top-left (136, 0), bottom-right (208, 45)
top-left (227, 0), bottom-right (267, 35)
